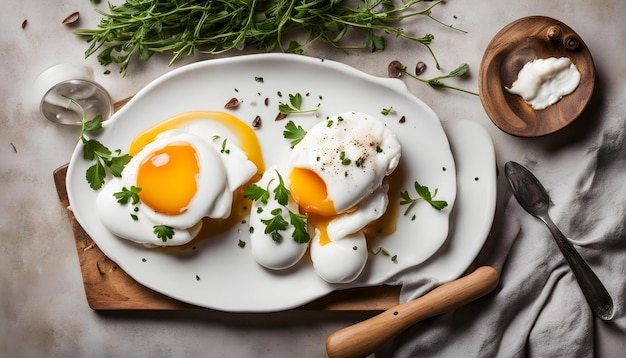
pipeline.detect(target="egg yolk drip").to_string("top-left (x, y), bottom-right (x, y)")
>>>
top-left (136, 143), bottom-right (199, 215)
top-left (289, 168), bottom-right (335, 216)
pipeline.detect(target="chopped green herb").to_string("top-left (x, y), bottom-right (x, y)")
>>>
top-left (69, 95), bottom-right (132, 190)
top-left (400, 181), bottom-right (448, 215)
top-left (130, 213), bottom-right (139, 221)
top-left (113, 185), bottom-right (142, 205)
top-left (196, 275), bottom-right (200, 281)
top-left (238, 240), bottom-right (246, 248)
top-left (273, 170), bottom-right (290, 206)
top-left (220, 138), bottom-right (230, 154)
top-left (340, 151), bottom-right (351, 165)
top-left (153, 225), bottom-right (175, 242)
top-left (327, 120), bottom-right (334, 127)
top-left (254, 76), bottom-right (264, 83)
top-left (283, 120), bottom-right (307, 148)
top-left (244, 183), bottom-right (270, 204)
top-left (376, 145), bottom-right (383, 153)
top-left (288, 210), bottom-right (310, 244)
top-left (371, 246), bottom-right (397, 262)
top-left (261, 208), bottom-right (288, 242)
top-left (355, 157), bottom-right (364, 167)
top-left (381, 106), bottom-right (394, 116)
top-left (278, 93), bottom-right (320, 116)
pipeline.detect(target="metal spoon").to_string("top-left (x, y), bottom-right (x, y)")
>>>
top-left (504, 161), bottom-right (614, 320)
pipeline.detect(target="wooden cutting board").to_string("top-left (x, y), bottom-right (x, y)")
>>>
top-left (56, 97), bottom-right (400, 311)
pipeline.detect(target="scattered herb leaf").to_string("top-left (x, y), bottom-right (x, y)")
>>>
top-left (288, 210), bottom-right (310, 244)
top-left (153, 225), bottom-right (175, 242)
top-left (400, 181), bottom-right (448, 215)
top-left (283, 120), bottom-right (307, 148)
top-left (261, 208), bottom-right (289, 243)
top-left (273, 170), bottom-right (290, 206)
top-left (113, 185), bottom-right (142, 205)
top-left (244, 183), bottom-right (270, 205)
top-left (278, 93), bottom-right (319, 116)
top-left (68, 96), bottom-right (132, 190)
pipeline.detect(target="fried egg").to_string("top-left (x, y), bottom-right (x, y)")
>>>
top-left (96, 111), bottom-right (264, 247)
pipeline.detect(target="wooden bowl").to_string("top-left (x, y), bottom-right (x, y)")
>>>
top-left (478, 16), bottom-right (595, 137)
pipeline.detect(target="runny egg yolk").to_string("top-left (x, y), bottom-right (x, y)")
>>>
top-left (136, 143), bottom-right (199, 215)
top-left (289, 168), bottom-right (335, 216)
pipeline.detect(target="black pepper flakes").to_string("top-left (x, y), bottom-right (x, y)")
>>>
top-left (275, 113), bottom-right (287, 121)
top-left (399, 115), bottom-right (406, 123)
top-left (21, 19), bottom-right (27, 29)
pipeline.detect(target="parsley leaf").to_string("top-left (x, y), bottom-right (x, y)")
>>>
top-left (288, 210), bottom-right (310, 244)
top-left (153, 225), bottom-right (175, 242)
top-left (83, 114), bottom-right (104, 132)
top-left (85, 160), bottom-right (106, 190)
top-left (261, 208), bottom-right (289, 242)
top-left (273, 170), bottom-right (290, 206)
top-left (244, 183), bottom-right (270, 205)
top-left (278, 93), bottom-right (320, 116)
top-left (400, 181), bottom-right (448, 215)
top-left (66, 95), bottom-right (133, 190)
top-left (283, 120), bottom-right (307, 149)
top-left (113, 186), bottom-right (142, 205)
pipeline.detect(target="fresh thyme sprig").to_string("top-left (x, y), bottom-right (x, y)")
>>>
top-left (74, 0), bottom-right (464, 76)
top-left (390, 61), bottom-right (478, 96)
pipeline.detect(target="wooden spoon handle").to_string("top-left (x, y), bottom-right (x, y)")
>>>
top-left (326, 266), bottom-right (499, 358)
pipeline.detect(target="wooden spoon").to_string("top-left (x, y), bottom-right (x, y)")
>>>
top-left (326, 266), bottom-right (499, 358)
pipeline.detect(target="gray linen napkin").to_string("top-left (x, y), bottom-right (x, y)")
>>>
top-left (377, 113), bottom-right (626, 357)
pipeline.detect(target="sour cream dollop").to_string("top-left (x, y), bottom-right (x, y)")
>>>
top-left (507, 57), bottom-right (581, 110)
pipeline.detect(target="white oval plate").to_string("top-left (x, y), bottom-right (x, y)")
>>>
top-left (67, 54), bottom-right (457, 312)
top-left (391, 120), bottom-right (497, 293)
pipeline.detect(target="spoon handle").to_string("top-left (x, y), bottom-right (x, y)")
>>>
top-left (543, 216), bottom-right (614, 320)
top-left (325, 266), bottom-right (499, 358)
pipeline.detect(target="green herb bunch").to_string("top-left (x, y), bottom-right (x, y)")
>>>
top-left (75, 0), bottom-right (460, 76)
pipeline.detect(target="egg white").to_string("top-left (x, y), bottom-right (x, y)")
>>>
top-left (309, 231), bottom-right (368, 284)
top-left (96, 129), bottom-right (256, 247)
top-left (248, 167), bottom-right (309, 270)
top-left (289, 111), bottom-right (401, 214)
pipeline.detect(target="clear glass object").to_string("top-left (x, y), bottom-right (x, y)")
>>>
top-left (34, 64), bottom-right (113, 125)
